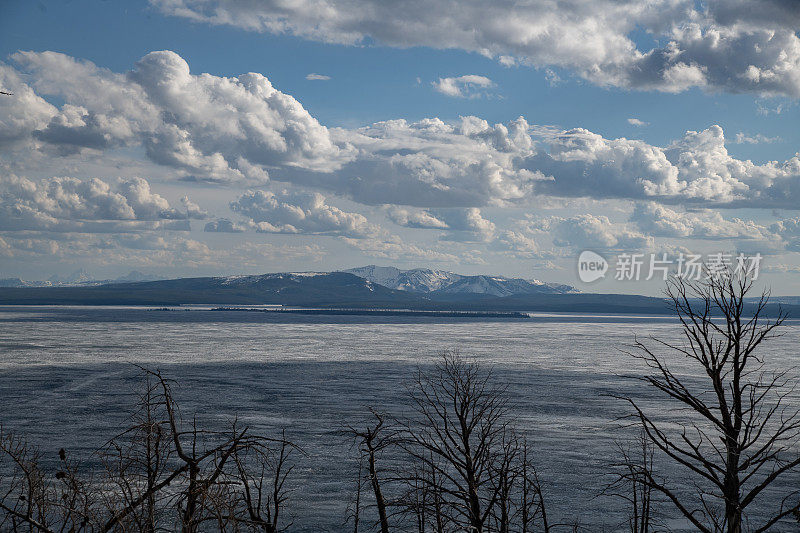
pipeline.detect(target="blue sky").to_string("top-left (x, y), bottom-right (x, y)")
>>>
top-left (1, 0), bottom-right (800, 294)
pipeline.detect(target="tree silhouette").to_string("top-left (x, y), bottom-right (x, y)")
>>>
top-left (620, 272), bottom-right (800, 532)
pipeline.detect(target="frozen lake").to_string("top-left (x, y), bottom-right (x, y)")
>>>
top-left (1, 306), bottom-right (798, 531)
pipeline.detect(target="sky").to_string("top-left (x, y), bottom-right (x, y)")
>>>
top-left (1, 0), bottom-right (800, 295)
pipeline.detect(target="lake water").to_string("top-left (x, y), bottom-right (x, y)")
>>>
top-left (1, 306), bottom-right (799, 531)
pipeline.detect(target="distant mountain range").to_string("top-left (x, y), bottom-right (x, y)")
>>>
top-left (0, 266), bottom-right (576, 296)
top-left (0, 272), bottom-right (420, 307)
top-left (343, 265), bottom-right (577, 296)
top-left (0, 266), bottom-right (794, 317)
top-left (0, 270), bottom-right (163, 288)
top-left (0, 266), bottom-right (595, 309)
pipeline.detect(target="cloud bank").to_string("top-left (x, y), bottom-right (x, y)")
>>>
top-left (153, 0), bottom-right (800, 96)
top-left (0, 175), bottom-right (204, 233)
top-left (2, 46), bottom-right (800, 274)
top-left (6, 51), bottom-right (800, 211)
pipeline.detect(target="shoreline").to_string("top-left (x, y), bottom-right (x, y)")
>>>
top-left (207, 307), bottom-right (531, 318)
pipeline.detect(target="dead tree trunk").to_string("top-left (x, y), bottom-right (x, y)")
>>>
top-left (620, 271), bottom-right (800, 532)
top-left (350, 409), bottom-right (392, 533)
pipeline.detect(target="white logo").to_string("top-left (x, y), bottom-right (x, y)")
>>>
top-left (578, 250), bottom-right (608, 283)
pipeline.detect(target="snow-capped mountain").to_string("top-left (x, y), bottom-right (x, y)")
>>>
top-left (343, 266), bottom-right (577, 296)
top-left (2, 270), bottom-right (164, 287)
top-left (48, 268), bottom-right (93, 285)
top-left (343, 265), bottom-right (461, 293)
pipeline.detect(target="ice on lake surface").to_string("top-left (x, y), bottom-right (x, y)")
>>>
top-left (1, 306), bottom-right (799, 531)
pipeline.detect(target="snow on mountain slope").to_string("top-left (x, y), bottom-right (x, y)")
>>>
top-left (393, 268), bottom-right (462, 292)
top-left (343, 265), bottom-right (460, 292)
top-left (343, 266), bottom-right (577, 296)
top-left (343, 265), bottom-right (404, 287)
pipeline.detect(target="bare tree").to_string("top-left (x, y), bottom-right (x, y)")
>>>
top-left (99, 371), bottom-right (172, 531)
top-left (606, 430), bottom-right (655, 533)
top-left (232, 430), bottom-right (297, 532)
top-left (349, 409), bottom-right (394, 533)
top-left (518, 439), bottom-right (550, 533)
top-left (0, 368), bottom-right (297, 533)
top-left (0, 429), bottom-right (88, 532)
top-left (398, 351), bottom-right (551, 533)
top-left (399, 352), bottom-right (509, 532)
top-left (345, 453), bottom-right (365, 533)
top-left (620, 272), bottom-right (800, 532)
top-left (399, 448), bottom-right (451, 533)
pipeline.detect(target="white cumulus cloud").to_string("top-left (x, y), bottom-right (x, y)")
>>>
top-left (733, 132), bottom-right (782, 144)
top-left (0, 175), bottom-right (205, 233)
top-left (8, 50), bottom-right (354, 183)
top-left (229, 189), bottom-right (379, 237)
top-left (204, 218), bottom-right (247, 233)
top-left (528, 125), bottom-right (800, 207)
top-left (389, 206), bottom-right (495, 241)
top-left (388, 207), bottom-right (449, 229)
top-left (521, 213), bottom-right (653, 251)
top-left (433, 75), bottom-right (495, 98)
top-left (630, 203), bottom-right (772, 240)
